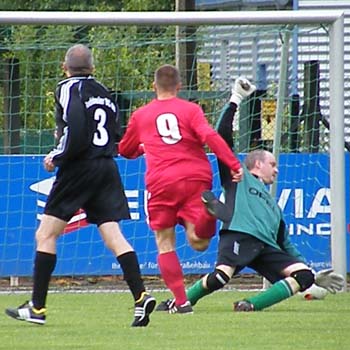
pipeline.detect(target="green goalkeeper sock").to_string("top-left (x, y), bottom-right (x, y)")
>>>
top-left (246, 279), bottom-right (293, 311)
top-left (186, 279), bottom-right (211, 306)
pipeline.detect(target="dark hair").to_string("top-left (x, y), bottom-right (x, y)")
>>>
top-left (154, 64), bottom-right (181, 91)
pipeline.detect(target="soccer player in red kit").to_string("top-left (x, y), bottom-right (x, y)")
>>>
top-left (119, 64), bottom-right (243, 313)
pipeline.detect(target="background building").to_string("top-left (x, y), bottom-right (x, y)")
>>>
top-left (194, 0), bottom-right (350, 146)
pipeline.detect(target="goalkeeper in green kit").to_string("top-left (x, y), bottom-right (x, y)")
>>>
top-left (157, 77), bottom-right (345, 312)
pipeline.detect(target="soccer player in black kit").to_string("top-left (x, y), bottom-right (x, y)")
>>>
top-left (5, 44), bottom-right (155, 327)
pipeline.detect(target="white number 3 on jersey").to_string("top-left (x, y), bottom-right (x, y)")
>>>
top-left (156, 113), bottom-right (182, 145)
top-left (93, 108), bottom-right (109, 146)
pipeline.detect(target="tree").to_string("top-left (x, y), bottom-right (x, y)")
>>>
top-left (0, 0), bottom-right (174, 153)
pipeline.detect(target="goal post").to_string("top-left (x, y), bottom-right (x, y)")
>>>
top-left (328, 14), bottom-right (346, 286)
top-left (0, 10), bottom-right (346, 288)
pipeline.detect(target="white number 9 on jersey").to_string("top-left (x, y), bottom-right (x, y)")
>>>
top-left (156, 113), bottom-right (182, 145)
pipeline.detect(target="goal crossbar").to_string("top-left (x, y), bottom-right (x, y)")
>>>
top-left (0, 10), bottom-right (345, 26)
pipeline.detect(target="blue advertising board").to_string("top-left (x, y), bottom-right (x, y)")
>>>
top-left (0, 153), bottom-right (349, 276)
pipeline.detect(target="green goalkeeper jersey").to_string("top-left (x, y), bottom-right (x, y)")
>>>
top-left (216, 103), bottom-right (304, 262)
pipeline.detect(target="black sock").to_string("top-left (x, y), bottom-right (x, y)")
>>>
top-left (32, 251), bottom-right (56, 309)
top-left (117, 251), bottom-right (145, 301)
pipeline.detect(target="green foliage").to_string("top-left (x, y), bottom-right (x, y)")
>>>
top-left (0, 0), bottom-right (175, 151)
top-left (122, 0), bottom-right (174, 11)
top-left (88, 25), bottom-right (175, 92)
top-left (0, 290), bottom-right (349, 350)
top-left (0, 0), bottom-right (174, 11)
top-left (1, 25), bottom-right (71, 130)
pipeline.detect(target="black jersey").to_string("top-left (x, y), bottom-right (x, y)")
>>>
top-left (50, 75), bottom-right (120, 167)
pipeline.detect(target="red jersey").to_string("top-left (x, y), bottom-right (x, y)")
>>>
top-left (119, 97), bottom-right (240, 192)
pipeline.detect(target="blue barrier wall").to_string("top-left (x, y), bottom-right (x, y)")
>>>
top-left (0, 153), bottom-right (349, 276)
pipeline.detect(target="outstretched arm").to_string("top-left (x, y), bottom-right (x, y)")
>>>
top-left (118, 114), bottom-right (144, 159)
top-left (216, 103), bottom-right (238, 150)
top-left (216, 78), bottom-right (256, 185)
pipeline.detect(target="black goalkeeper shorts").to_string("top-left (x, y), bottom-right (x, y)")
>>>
top-left (216, 230), bottom-right (302, 283)
top-left (44, 157), bottom-right (130, 225)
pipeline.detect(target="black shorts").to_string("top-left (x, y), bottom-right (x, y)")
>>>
top-left (216, 230), bottom-right (302, 283)
top-left (44, 157), bottom-right (130, 225)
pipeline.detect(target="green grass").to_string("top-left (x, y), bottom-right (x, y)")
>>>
top-left (0, 290), bottom-right (349, 350)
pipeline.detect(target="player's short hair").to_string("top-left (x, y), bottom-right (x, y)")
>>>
top-left (64, 44), bottom-right (94, 75)
top-left (244, 149), bottom-right (267, 170)
top-left (154, 64), bottom-right (181, 91)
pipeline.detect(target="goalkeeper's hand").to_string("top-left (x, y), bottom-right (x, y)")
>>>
top-left (314, 268), bottom-right (345, 294)
top-left (230, 77), bottom-right (257, 105)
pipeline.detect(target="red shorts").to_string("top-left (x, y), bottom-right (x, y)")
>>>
top-left (146, 180), bottom-right (211, 231)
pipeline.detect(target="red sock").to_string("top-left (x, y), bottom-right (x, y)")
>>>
top-left (195, 207), bottom-right (216, 239)
top-left (157, 251), bottom-right (187, 306)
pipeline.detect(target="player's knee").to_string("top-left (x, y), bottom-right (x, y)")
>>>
top-left (206, 269), bottom-right (230, 292)
top-left (290, 269), bottom-right (315, 292)
top-left (35, 227), bottom-right (53, 243)
top-left (188, 237), bottom-right (210, 251)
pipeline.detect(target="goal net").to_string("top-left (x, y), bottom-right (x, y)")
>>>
top-left (0, 11), bottom-right (347, 283)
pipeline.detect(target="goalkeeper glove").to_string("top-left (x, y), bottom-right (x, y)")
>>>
top-left (230, 77), bottom-right (257, 105)
top-left (314, 268), bottom-right (345, 294)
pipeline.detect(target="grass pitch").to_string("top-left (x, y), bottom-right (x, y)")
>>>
top-left (0, 290), bottom-right (349, 350)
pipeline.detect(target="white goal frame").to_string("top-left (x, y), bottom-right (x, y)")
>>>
top-left (0, 10), bottom-right (346, 287)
